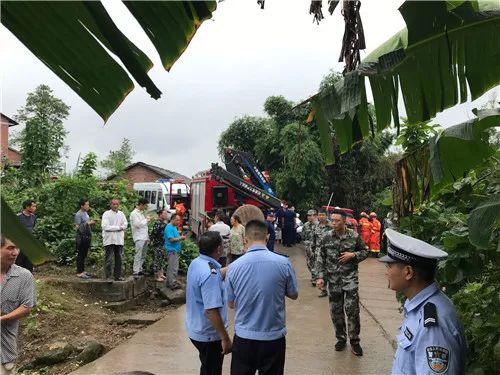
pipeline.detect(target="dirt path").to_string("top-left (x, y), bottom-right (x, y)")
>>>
top-left (70, 245), bottom-right (400, 375)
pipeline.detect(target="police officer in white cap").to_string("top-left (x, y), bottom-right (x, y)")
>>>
top-left (379, 229), bottom-right (466, 375)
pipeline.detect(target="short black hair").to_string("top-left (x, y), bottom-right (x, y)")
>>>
top-left (157, 208), bottom-right (165, 216)
top-left (413, 263), bottom-right (437, 283)
top-left (331, 208), bottom-right (346, 218)
top-left (0, 234), bottom-right (6, 247)
top-left (232, 214), bottom-right (242, 224)
top-left (198, 231), bottom-right (222, 256)
top-left (138, 197), bottom-right (148, 206)
top-left (22, 199), bottom-right (35, 209)
top-left (245, 219), bottom-right (268, 241)
top-left (79, 198), bottom-right (89, 208)
top-left (318, 209), bottom-right (328, 215)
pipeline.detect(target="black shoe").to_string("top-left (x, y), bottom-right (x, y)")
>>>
top-left (335, 341), bottom-right (346, 351)
top-left (351, 343), bottom-right (363, 356)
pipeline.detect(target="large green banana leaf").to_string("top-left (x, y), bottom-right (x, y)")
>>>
top-left (1, 197), bottom-right (54, 265)
top-left (311, 0), bottom-right (500, 164)
top-left (1, 1), bottom-right (216, 122)
top-left (396, 108), bottom-right (499, 216)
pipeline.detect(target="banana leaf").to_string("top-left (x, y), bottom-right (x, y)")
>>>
top-left (1, 1), bottom-right (216, 121)
top-left (468, 197), bottom-right (500, 249)
top-left (311, 0), bottom-right (500, 165)
top-left (429, 108), bottom-right (499, 186)
top-left (1, 197), bottom-right (54, 265)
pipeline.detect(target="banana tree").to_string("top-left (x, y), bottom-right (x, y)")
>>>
top-left (308, 0), bottom-right (499, 165)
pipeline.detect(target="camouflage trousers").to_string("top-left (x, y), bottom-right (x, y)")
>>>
top-left (304, 242), bottom-right (315, 279)
top-left (327, 285), bottom-right (361, 344)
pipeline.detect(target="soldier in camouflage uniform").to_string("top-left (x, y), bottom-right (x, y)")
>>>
top-left (313, 209), bottom-right (331, 297)
top-left (316, 208), bottom-right (368, 356)
top-left (302, 209), bottom-right (318, 285)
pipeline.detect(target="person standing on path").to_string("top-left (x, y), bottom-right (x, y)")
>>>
top-left (0, 235), bottom-right (36, 375)
top-left (313, 209), bottom-right (330, 298)
top-left (227, 219), bottom-right (298, 375)
top-left (208, 211), bottom-right (231, 267)
top-left (229, 214), bottom-right (245, 263)
top-left (369, 212), bottom-right (381, 255)
top-left (101, 198), bottom-right (128, 281)
top-left (74, 198), bottom-right (96, 279)
top-left (265, 212), bottom-right (276, 252)
top-left (15, 200), bottom-right (37, 272)
top-left (149, 209), bottom-right (168, 282)
top-left (302, 209), bottom-right (318, 286)
top-left (379, 229), bottom-right (466, 375)
top-left (316, 209), bottom-right (368, 356)
top-left (358, 212), bottom-right (372, 248)
top-left (164, 214), bottom-right (186, 290)
top-left (186, 231), bottom-right (231, 375)
top-left (281, 204), bottom-right (297, 247)
top-left (130, 198), bottom-right (152, 277)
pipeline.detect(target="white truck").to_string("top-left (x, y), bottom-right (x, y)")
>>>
top-left (133, 180), bottom-right (190, 214)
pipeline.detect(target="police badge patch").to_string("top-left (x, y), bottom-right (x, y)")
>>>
top-left (426, 346), bottom-right (449, 373)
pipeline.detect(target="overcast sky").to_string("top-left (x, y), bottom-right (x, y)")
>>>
top-left (1, 0), bottom-right (498, 177)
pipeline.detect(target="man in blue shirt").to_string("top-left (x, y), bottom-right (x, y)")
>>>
top-left (186, 231), bottom-right (231, 375)
top-left (164, 215), bottom-right (186, 290)
top-left (227, 219), bottom-right (298, 375)
top-left (379, 229), bottom-right (466, 375)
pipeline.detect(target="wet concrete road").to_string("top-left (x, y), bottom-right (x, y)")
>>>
top-left (71, 245), bottom-right (400, 375)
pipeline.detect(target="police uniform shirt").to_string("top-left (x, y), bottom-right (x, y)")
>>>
top-left (185, 255), bottom-right (228, 342)
top-left (226, 245), bottom-right (298, 341)
top-left (392, 282), bottom-right (466, 375)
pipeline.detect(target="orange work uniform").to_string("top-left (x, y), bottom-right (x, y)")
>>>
top-left (359, 217), bottom-right (372, 246)
top-left (369, 218), bottom-right (381, 252)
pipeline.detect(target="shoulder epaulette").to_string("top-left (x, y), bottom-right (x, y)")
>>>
top-left (207, 261), bottom-right (218, 274)
top-left (424, 302), bottom-right (438, 327)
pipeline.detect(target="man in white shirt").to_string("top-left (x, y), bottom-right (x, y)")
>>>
top-left (101, 198), bottom-right (128, 281)
top-left (208, 210), bottom-right (231, 267)
top-left (130, 198), bottom-right (151, 277)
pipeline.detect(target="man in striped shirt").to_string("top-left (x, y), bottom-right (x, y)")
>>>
top-left (0, 234), bottom-right (36, 374)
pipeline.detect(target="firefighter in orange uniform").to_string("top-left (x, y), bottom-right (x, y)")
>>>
top-left (174, 201), bottom-right (186, 232)
top-left (369, 212), bottom-right (381, 255)
top-left (359, 212), bottom-right (372, 247)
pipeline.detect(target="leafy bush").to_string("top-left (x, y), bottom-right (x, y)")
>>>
top-left (180, 238), bottom-right (200, 273)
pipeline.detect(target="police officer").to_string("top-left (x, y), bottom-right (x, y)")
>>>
top-left (185, 231), bottom-right (231, 375)
top-left (302, 209), bottom-right (317, 285)
top-left (379, 229), bottom-right (466, 375)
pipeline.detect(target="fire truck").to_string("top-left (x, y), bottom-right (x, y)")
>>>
top-left (190, 149), bottom-right (282, 237)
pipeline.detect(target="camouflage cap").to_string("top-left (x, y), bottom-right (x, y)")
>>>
top-left (307, 209), bottom-right (317, 216)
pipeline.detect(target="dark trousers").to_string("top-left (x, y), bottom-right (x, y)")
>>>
top-left (76, 236), bottom-right (91, 273)
top-left (190, 339), bottom-right (224, 375)
top-left (15, 251), bottom-right (33, 272)
top-left (231, 335), bottom-right (286, 375)
top-left (104, 245), bottom-right (123, 279)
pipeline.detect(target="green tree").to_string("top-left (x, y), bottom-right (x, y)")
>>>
top-left (217, 116), bottom-right (269, 159)
top-left (77, 152), bottom-right (98, 177)
top-left (100, 138), bottom-right (135, 177)
top-left (15, 84), bottom-right (70, 185)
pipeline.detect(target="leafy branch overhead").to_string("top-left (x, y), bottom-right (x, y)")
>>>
top-left (306, 1), bottom-right (499, 165)
top-left (1, 1), bottom-right (217, 121)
